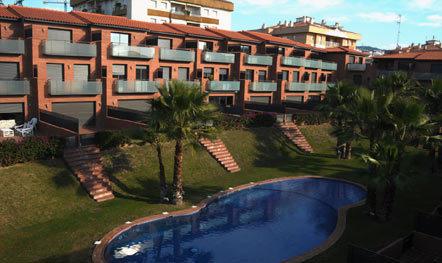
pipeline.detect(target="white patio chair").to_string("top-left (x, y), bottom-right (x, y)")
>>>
top-left (14, 118), bottom-right (38, 137)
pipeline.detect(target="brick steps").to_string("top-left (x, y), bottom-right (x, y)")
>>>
top-left (276, 122), bottom-right (314, 153)
top-left (199, 138), bottom-right (241, 173)
top-left (63, 146), bottom-right (114, 202)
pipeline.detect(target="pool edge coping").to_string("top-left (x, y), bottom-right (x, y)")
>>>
top-left (91, 176), bottom-right (367, 263)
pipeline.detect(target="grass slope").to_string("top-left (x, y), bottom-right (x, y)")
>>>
top-left (0, 125), bottom-right (440, 263)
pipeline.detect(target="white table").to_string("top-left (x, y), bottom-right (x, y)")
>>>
top-left (0, 128), bottom-right (14, 138)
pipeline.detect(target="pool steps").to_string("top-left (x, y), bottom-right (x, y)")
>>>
top-left (199, 138), bottom-right (241, 173)
top-left (63, 146), bottom-right (115, 202)
top-left (276, 121), bottom-right (314, 153)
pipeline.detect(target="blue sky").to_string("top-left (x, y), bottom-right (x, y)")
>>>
top-left (4, 0), bottom-right (442, 49)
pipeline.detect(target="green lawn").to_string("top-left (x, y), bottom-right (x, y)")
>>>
top-left (0, 125), bottom-right (440, 263)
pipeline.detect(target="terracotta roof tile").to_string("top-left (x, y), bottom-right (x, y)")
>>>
top-left (242, 30), bottom-right (315, 50)
top-left (325, 46), bottom-right (368, 56)
top-left (206, 28), bottom-right (260, 43)
top-left (8, 5), bottom-right (87, 25)
top-left (374, 52), bottom-right (423, 60)
top-left (71, 11), bottom-right (182, 35)
top-left (0, 6), bottom-right (19, 20)
top-left (415, 51), bottom-right (442, 61)
top-left (164, 24), bottom-right (222, 39)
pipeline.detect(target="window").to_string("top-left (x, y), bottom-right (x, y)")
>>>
top-left (161, 19), bottom-right (168, 23)
top-left (158, 38), bottom-right (172, 49)
top-left (150, 18), bottom-right (157, 23)
top-left (203, 8), bottom-right (210, 16)
top-left (212, 10), bottom-right (218, 17)
top-left (47, 63), bottom-right (64, 81)
top-left (293, 71), bottom-right (299, 82)
top-left (48, 28), bottom-right (72, 42)
top-left (160, 1), bottom-right (167, 9)
top-left (112, 64), bottom-right (127, 80)
top-left (0, 62), bottom-right (19, 80)
top-left (111, 32), bottom-right (129, 45)
top-left (311, 72), bottom-right (317, 83)
top-left (136, 65), bottom-right (149, 81)
top-left (150, 0), bottom-right (157, 8)
top-left (353, 74), bottom-right (362, 85)
top-left (203, 68), bottom-right (214, 79)
top-left (349, 56), bottom-right (356, 64)
top-left (209, 96), bottom-right (234, 108)
top-left (398, 62), bottom-right (411, 71)
top-left (244, 69), bottom-right (254, 81)
top-left (178, 67), bottom-right (189, 81)
top-left (258, 71), bottom-right (267, 82)
top-left (240, 45), bottom-right (251, 54)
top-left (73, 65), bottom-right (89, 81)
top-left (198, 41), bottom-right (213, 51)
top-left (302, 72), bottom-right (310, 82)
top-left (219, 68), bottom-right (229, 81)
top-left (157, 66), bottom-right (171, 80)
top-left (278, 70), bottom-right (288, 81)
top-left (430, 64), bottom-right (442, 73)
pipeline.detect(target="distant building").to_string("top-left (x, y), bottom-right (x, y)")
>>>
top-left (70, 0), bottom-right (234, 30)
top-left (252, 16), bottom-right (362, 50)
top-left (387, 39), bottom-right (442, 54)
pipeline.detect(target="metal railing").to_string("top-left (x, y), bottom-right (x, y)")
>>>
top-left (0, 39), bottom-right (25, 54)
top-left (42, 40), bottom-right (97, 57)
top-left (207, 81), bottom-right (241, 92)
top-left (48, 80), bottom-right (102, 96)
top-left (160, 48), bottom-right (195, 62)
top-left (249, 82), bottom-right (277, 92)
top-left (347, 63), bottom-right (367, 71)
top-left (0, 80), bottom-right (30, 95)
top-left (245, 54), bottom-right (273, 66)
top-left (286, 82), bottom-right (329, 92)
top-left (203, 51), bottom-right (235, 64)
top-left (110, 43), bottom-right (155, 59)
top-left (115, 80), bottom-right (159, 94)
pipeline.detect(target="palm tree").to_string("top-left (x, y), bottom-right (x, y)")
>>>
top-left (153, 81), bottom-right (219, 205)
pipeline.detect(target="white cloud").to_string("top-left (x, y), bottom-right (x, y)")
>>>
top-left (357, 12), bottom-right (402, 23)
top-left (297, 0), bottom-right (344, 9)
top-left (418, 14), bottom-right (442, 27)
top-left (236, 0), bottom-right (288, 6)
top-left (408, 0), bottom-right (435, 9)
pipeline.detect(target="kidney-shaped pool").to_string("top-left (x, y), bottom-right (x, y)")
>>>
top-left (100, 177), bottom-right (366, 263)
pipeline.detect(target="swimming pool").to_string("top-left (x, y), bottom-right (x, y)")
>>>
top-left (97, 177), bottom-right (366, 263)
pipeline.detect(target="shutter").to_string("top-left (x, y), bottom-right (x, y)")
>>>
top-left (250, 96), bottom-right (271, 104)
top-left (47, 64), bottom-right (63, 80)
top-left (158, 38), bottom-right (171, 49)
top-left (0, 62), bottom-right (19, 80)
top-left (285, 96), bottom-right (303, 103)
top-left (178, 68), bottom-right (189, 80)
top-left (48, 29), bottom-right (72, 42)
top-left (52, 102), bottom-right (95, 126)
top-left (119, 100), bottom-right (152, 112)
top-left (0, 103), bottom-right (23, 113)
top-left (112, 65), bottom-right (126, 76)
top-left (74, 65), bottom-right (89, 81)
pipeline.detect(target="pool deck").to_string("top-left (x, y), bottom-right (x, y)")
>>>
top-left (91, 176), bottom-right (367, 263)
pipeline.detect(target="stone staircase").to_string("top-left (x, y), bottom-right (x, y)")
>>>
top-left (276, 121), bottom-right (314, 153)
top-left (63, 146), bottom-right (114, 202)
top-left (199, 138), bottom-right (241, 173)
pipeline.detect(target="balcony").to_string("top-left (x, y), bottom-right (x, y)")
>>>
top-left (48, 80), bottom-right (102, 96)
top-left (203, 51), bottom-right (235, 64)
top-left (413, 73), bottom-right (442, 80)
top-left (0, 80), bottom-right (30, 95)
top-left (347, 63), bottom-right (367, 72)
top-left (160, 48), bottom-right (195, 62)
top-left (111, 44), bottom-right (155, 59)
top-left (286, 82), bottom-right (329, 92)
top-left (207, 81), bottom-right (240, 92)
top-left (304, 59), bottom-right (323, 69)
top-left (249, 82), bottom-right (278, 92)
top-left (43, 40), bottom-right (97, 57)
top-left (322, 61), bottom-right (338, 71)
top-left (115, 80), bottom-right (159, 94)
top-left (282, 56), bottom-right (305, 67)
top-left (309, 83), bottom-right (329, 92)
top-left (245, 54), bottom-right (273, 66)
top-left (0, 39), bottom-right (25, 55)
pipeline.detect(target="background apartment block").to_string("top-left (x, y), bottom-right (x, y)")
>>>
top-left (70, 0), bottom-right (234, 30)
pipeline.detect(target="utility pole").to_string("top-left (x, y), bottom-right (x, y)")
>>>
top-left (396, 14), bottom-right (402, 48)
top-left (42, 0), bottom-right (68, 12)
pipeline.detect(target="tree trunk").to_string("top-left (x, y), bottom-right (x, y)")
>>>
top-left (429, 147), bottom-right (438, 176)
top-left (345, 141), bottom-right (352, 160)
top-left (383, 178), bottom-right (397, 221)
top-left (336, 139), bottom-right (342, 159)
top-left (172, 139), bottom-right (184, 205)
top-left (367, 184), bottom-right (377, 217)
top-left (155, 141), bottom-right (168, 202)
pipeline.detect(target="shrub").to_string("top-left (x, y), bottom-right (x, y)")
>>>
top-left (293, 112), bottom-right (329, 126)
top-left (0, 137), bottom-right (62, 167)
top-left (214, 114), bottom-right (250, 130)
top-left (96, 130), bottom-right (131, 150)
top-left (249, 113), bottom-right (276, 127)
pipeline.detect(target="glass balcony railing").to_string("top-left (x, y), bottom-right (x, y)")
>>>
top-left (286, 82), bottom-right (329, 92)
top-left (347, 63), bottom-right (367, 71)
top-left (203, 51), bottom-right (235, 64)
top-left (0, 80), bottom-right (30, 95)
top-left (413, 72), bottom-right (442, 80)
top-left (305, 59), bottom-right (323, 69)
top-left (110, 44), bottom-right (155, 59)
top-left (309, 83), bottom-right (329, 92)
top-left (0, 39), bottom-right (25, 55)
top-left (249, 82), bottom-right (278, 92)
top-left (322, 61), bottom-right (338, 71)
top-left (282, 56), bottom-right (305, 67)
top-left (115, 80), bottom-right (159, 94)
top-left (160, 48), bottom-right (195, 62)
top-left (48, 80), bottom-right (102, 95)
top-left (43, 40), bottom-right (97, 57)
top-left (207, 81), bottom-right (241, 92)
top-left (245, 54), bottom-right (273, 66)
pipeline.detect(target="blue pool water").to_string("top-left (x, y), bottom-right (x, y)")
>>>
top-left (104, 178), bottom-right (366, 263)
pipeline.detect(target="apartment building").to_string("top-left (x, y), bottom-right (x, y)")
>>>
top-left (70, 0), bottom-right (234, 30)
top-left (253, 16), bottom-right (362, 50)
top-left (372, 51), bottom-right (442, 85)
top-left (0, 5), bottom-right (337, 139)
